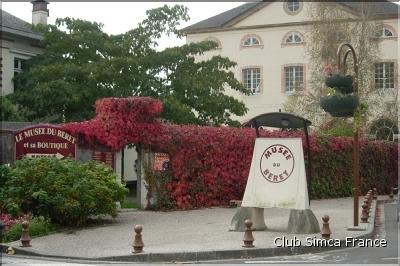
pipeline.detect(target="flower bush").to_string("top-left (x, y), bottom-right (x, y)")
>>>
top-left (0, 213), bottom-right (17, 231)
top-left (0, 215), bottom-right (55, 243)
top-left (63, 97), bottom-right (398, 210)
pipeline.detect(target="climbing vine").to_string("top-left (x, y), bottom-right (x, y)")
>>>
top-left (63, 97), bottom-right (398, 210)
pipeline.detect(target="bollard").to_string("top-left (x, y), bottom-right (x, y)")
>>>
top-left (364, 198), bottom-right (370, 213)
top-left (132, 225), bottom-right (144, 253)
top-left (366, 193), bottom-right (372, 209)
top-left (242, 219), bottom-right (255, 248)
top-left (20, 220), bottom-right (31, 247)
top-left (321, 215), bottom-right (331, 240)
top-left (389, 190), bottom-right (394, 199)
top-left (360, 203), bottom-right (369, 223)
top-left (373, 188), bottom-right (377, 200)
top-left (0, 220), bottom-right (4, 244)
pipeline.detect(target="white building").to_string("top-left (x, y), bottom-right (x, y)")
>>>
top-left (182, 1), bottom-right (398, 138)
top-left (1, 0), bottom-right (48, 96)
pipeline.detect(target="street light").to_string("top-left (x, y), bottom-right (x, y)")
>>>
top-left (320, 43), bottom-right (360, 227)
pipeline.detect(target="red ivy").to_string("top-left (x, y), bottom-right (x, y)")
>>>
top-left (63, 97), bottom-right (399, 210)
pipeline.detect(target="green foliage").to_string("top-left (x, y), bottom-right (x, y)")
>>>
top-left (120, 202), bottom-right (138, 209)
top-left (12, 5), bottom-right (248, 126)
top-left (0, 96), bottom-right (26, 121)
top-left (319, 119), bottom-right (353, 137)
top-left (1, 158), bottom-right (127, 226)
top-left (2, 216), bottom-right (55, 243)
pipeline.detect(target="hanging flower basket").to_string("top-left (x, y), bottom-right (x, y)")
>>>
top-left (325, 74), bottom-right (354, 94)
top-left (320, 94), bottom-right (359, 117)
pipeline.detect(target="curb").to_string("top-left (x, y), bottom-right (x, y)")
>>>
top-left (0, 199), bottom-right (389, 263)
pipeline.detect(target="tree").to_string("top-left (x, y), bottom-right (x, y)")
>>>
top-left (11, 5), bottom-right (249, 126)
top-left (0, 96), bottom-right (26, 121)
top-left (283, 2), bottom-right (394, 131)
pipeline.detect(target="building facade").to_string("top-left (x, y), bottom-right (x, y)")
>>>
top-left (1, 1), bottom-right (48, 96)
top-left (182, 1), bottom-right (398, 138)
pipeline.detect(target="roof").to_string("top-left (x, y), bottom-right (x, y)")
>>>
top-left (182, 2), bottom-right (264, 33)
top-left (339, 1), bottom-right (399, 17)
top-left (182, 1), bottom-right (399, 34)
top-left (1, 9), bottom-right (43, 41)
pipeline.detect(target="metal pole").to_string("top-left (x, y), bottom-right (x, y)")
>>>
top-left (304, 122), bottom-right (312, 205)
top-left (337, 43), bottom-right (359, 227)
top-left (353, 129), bottom-right (359, 226)
top-left (252, 121), bottom-right (260, 138)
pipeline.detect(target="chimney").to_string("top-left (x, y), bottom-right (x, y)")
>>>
top-left (31, 0), bottom-right (49, 25)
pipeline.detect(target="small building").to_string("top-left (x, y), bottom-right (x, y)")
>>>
top-left (1, 0), bottom-right (49, 96)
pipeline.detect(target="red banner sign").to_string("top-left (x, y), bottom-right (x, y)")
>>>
top-left (153, 152), bottom-right (170, 171)
top-left (15, 125), bottom-right (76, 160)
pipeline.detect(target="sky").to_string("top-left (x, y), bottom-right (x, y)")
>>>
top-left (2, 1), bottom-right (246, 50)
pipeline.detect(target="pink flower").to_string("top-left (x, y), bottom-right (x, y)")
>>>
top-left (323, 63), bottom-right (338, 76)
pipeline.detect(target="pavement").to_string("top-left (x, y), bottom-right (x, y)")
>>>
top-left (0, 196), bottom-right (394, 263)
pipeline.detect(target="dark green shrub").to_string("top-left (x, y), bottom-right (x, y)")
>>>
top-left (325, 74), bottom-right (353, 93)
top-left (0, 164), bottom-right (11, 211)
top-left (1, 158), bottom-right (127, 226)
top-left (320, 94), bottom-right (359, 117)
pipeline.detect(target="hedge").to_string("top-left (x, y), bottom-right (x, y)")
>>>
top-left (1, 158), bottom-right (127, 225)
top-left (64, 97), bottom-right (398, 210)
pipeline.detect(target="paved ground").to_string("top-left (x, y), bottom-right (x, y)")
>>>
top-left (3, 197), bottom-right (383, 262)
top-left (199, 201), bottom-right (399, 264)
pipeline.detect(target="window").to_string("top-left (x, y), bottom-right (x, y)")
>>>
top-left (369, 119), bottom-right (398, 141)
top-left (376, 26), bottom-right (395, 38)
top-left (242, 68), bottom-right (261, 94)
top-left (284, 0), bottom-right (302, 14)
top-left (374, 62), bottom-right (394, 90)
top-left (287, 0), bottom-right (300, 12)
top-left (284, 66), bottom-right (304, 93)
top-left (241, 35), bottom-right (262, 47)
top-left (284, 32), bottom-right (303, 44)
top-left (14, 58), bottom-right (26, 76)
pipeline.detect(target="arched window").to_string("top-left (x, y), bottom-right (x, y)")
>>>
top-left (284, 0), bottom-right (303, 15)
top-left (369, 119), bottom-right (398, 141)
top-left (283, 32), bottom-right (304, 44)
top-left (376, 26), bottom-right (396, 38)
top-left (241, 34), bottom-right (262, 47)
top-left (204, 37), bottom-right (221, 49)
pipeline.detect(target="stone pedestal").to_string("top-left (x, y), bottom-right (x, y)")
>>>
top-left (229, 207), bottom-right (252, 231)
top-left (287, 209), bottom-right (320, 234)
top-left (251, 207), bottom-right (267, 230)
top-left (229, 207), bottom-right (267, 231)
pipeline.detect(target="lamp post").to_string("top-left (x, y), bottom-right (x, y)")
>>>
top-left (336, 43), bottom-right (359, 227)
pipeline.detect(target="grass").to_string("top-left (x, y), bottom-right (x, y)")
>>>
top-left (121, 201), bottom-right (138, 209)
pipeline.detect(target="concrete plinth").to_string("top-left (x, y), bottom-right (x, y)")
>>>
top-left (287, 209), bottom-right (320, 234)
top-left (346, 225), bottom-right (367, 231)
top-left (229, 207), bottom-right (267, 231)
top-left (229, 207), bottom-right (252, 231)
top-left (252, 207), bottom-right (267, 230)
